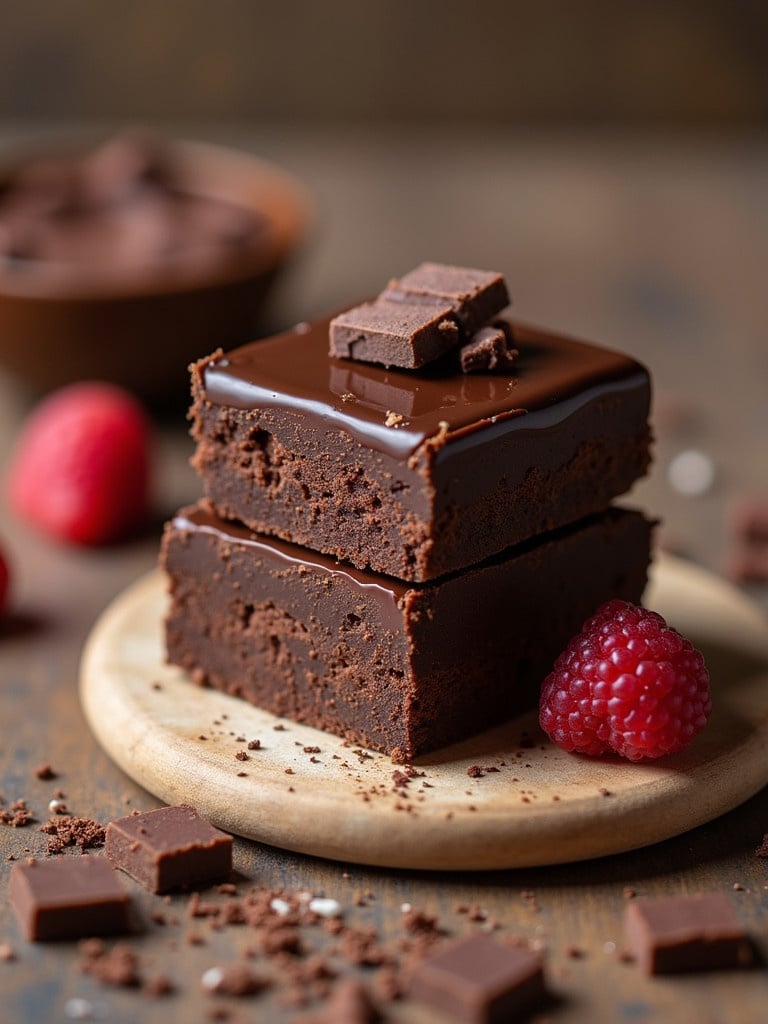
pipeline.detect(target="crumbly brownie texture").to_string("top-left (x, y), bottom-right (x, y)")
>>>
top-left (191, 317), bottom-right (651, 583)
top-left (162, 502), bottom-right (653, 761)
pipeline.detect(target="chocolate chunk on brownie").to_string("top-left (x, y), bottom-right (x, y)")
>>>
top-left (191, 315), bottom-right (652, 582)
top-left (459, 321), bottom-right (518, 373)
top-left (329, 299), bottom-right (460, 369)
top-left (9, 856), bottom-right (131, 941)
top-left (162, 502), bottom-right (653, 761)
top-left (382, 262), bottom-right (510, 333)
top-left (106, 805), bottom-right (232, 893)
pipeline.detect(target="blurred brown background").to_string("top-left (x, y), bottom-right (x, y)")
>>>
top-left (0, 1), bottom-right (766, 581)
top-left (1, 0), bottom-right (767, 127)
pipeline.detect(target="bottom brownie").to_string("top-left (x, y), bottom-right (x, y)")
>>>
top-left (162, 502), bottom-right (653, 761)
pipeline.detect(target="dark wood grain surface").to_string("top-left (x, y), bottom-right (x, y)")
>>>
top-left (1, 125), bottom-right (767, 1022)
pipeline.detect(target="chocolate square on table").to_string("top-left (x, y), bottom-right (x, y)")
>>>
top-left (410, 932), bottom-right (546, 1023)
top-left (624, 894), bottom-right (753, 974)
top-left (329, 299), bottom-right (460, 369)
top-left (106, 804), bottom-right (232, 893)
top-left (9, 856), bottom-right (131, 941)
top-left (383, 262), bottom-right (510, 332)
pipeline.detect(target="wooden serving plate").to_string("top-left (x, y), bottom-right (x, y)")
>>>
top-left (79, 555), bottom-right (768, 870)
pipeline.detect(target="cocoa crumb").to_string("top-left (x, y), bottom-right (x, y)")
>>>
top-left (598, 787), bottom-right (612, 797)
top-left (320, 978), bottom-right (381, 1022)
top-left (273, 724), bottom-right (286, 731)
top-left (34, 764), bottom-right (56, 780)
top-left (78, 942), bottom-right (140, 988)
top-left (0, 799), bottom-right (34, 828)
top-left (565, 945), bottom-right (585, 959)
top-left (467, 765), bottom-right (484, 778)
top-left (284, 768), bottom-right (294, 775)
top-left (143, 973), bottom-right (174, 997)
top-left (303, 746), bottom-right (321, 754)
top-left (402, 908), bottom-right (440, 936)
top-left (39, 815), bottom-right (105, 855)
top-left (235, 751), bottom-right (249, 762)
top-left (247, 740), bottom-right (261, 751)
top-left (201, 963), bottom-right (268, 996)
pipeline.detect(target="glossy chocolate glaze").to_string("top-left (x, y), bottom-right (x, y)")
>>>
top-left (201, 314), bottom-right (649, 461)
top-left (174, 502), bottom-right (411, 618)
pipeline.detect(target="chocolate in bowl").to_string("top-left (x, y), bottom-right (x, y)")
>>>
top-left (0, 135), bottom-right (313, 405)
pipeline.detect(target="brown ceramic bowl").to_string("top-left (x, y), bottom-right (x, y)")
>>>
top-left (0, 138), bottom-right (313, 405)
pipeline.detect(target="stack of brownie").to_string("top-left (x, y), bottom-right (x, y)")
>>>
top-left (162, 263), bottom-right (654, 762)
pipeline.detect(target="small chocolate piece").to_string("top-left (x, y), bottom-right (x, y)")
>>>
top-left (460, 322), bottom-right (518, 374)
top-left (329, 299), bottom-right (460, 369)
top-left (8, 856), bottom-right (131, 941)
top-left (624, 894), bottom-right (753, 974)
top-left (106, 805), bottom-right (232, 893)
top-left (383, 262), bottom-right (510, 332)
top-left (410, 933), bottom-right (546, 1024)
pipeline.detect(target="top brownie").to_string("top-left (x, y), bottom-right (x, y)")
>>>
top-left (190, 308), bottom-right (652, 582)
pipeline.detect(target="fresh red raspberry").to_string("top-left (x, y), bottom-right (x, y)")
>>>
top-left (539, 600), bottom-right (711, 761)
top-left (6, 382), bottom-right (150, 545)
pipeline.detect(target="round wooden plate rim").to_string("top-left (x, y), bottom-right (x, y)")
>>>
top-left (79, 555), bottom-right (768, 870)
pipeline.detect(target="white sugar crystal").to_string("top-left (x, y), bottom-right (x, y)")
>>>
top-left (400, 902), bottom-right (412, 913)
top-left (309, 897), bottom-right (341, 917)
top-left (270, 897), bottom-right (291, 916)
top-left (64, 1000), bottom-right (105, 1020)
top-left (201, 966), bottom-right (224, 991)
top-left (667, 449), bottom-right (715, 496)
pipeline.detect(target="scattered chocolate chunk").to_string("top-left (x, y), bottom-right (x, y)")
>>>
top-left (39, 815), bottom-right (105, 854)
top-left (34, 764), bottom-right (57, 780)
top-left (460, 323), bottom-right (518, 374)
top-left (383, 263), bottom-right (510, 333)
top-left (9, 856), bottom-right (130, 941)
top-left (623, 894), bottom-right (753, 975)
top-left (411, 933), bottom-right (546, 1023)
top-left (725, 496), bottom-right (768, 581)
top-left (106, 804), bottom-right (232, 893)
top-left (330, 299), bottom-right (460, 369)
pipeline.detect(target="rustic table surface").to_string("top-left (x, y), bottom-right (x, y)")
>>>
top-left (1, 125), bottom-right (767, 1023)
